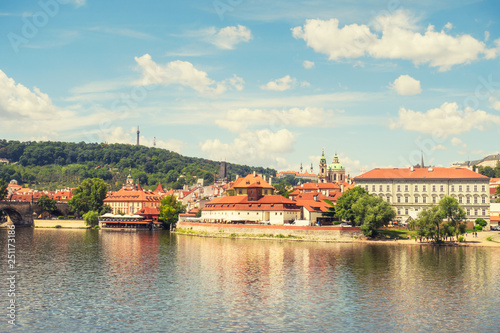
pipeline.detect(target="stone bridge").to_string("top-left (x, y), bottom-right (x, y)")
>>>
top-left (0, 201), bottom-right (72, 227)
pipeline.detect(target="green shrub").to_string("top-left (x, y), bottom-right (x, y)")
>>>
top-left (474, 225), bottom-right (483, 231)
top-left (458, 235), bottom-right (464, 242)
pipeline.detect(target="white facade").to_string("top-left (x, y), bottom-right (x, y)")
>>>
top-left (355, 168), bottom-right (490, 225)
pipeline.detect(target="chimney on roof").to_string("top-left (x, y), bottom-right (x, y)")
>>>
top-left (428, 167), bottom-right (433, 172)
top-left (269, 176), bottom-right (272, 186)
top-left (253, 171), bottom-right (256, 177)
top-left (410, 166), bottom-right (414, 172)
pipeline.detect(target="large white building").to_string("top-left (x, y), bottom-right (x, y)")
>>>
top-left (354, 167), bottom-right (490, 224)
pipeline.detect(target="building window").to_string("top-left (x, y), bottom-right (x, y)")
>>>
top-left (440, 185), bottom-right (444, 192)
top-left (379, 185), bottom-right (383, 192)
top-left (459, 185), bottom-right (462, 192)
top-left (405, 196), bottom-right (409, 203)
top-left (422, 196), bottom-right (427, 203)
top-left (432, 185), bottom-right (436, 192)
top-left (365, 185), bottom-right (368, 191)
top-left (397, 208), bottom-right (401, 215)
top-left (467, 197), bottom-right (470, 204)
top-left (474, 185), bottom-right (477, 192)
top-left (466, 185), bottom-right (470, 192)
top-left (414, 196), bottom-right (418, 203)
top-left (474, 209), bottom-right (478, 216)
top-left (397, 185), bottom-right (401, 192)
top-left (482, 196), bottom-right (486, 203)
top-left (467, 209), bottom-right (470, 215)
top-left (459, 196), bottom-right (463, 204)
top-left (414, 185), bottom-right (418, 191)
top-left (482, 185), bottom-right (486, 192)
top-left (386, 196), bottom-right (391, 202)
top-left (405, 208), bottom-right (408, 215)
top-left (433, 196), bottom-right (437, 203)
top-left (482, 209), bottom-right (486, 216)
top-left (423, 185), bottom-right (427, 191)
top-left (397, 196), bottom-right (401, 203)
top-left (372, 185), bottom-right (376, 192)
top-left (387, 185), bottom-right (390, 191)
top-left (405, 185), bottom-right (409, 192)
top-left (474, 196), bottom-right (478, 204)
top-left (451, 185), bottom-right (455, 192)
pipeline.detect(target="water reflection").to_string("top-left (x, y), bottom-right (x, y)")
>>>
top-left (1, 229), bottom-right (499, 332)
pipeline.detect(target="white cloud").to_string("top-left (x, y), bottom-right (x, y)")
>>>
top-left (200, 129), bottom-right (295, 168)
top-left (0, 69), bottom-right (113, 137)
top-left (431, 144), bottom-right (447, 151)
top-left (389, 102), bottom-right (500, 137)
top-left (134, 54), bottom-right (230, 95)
top-left (208, 25), bottom-right (252, 50)
top-left (214, 107), bottom-right (335, 132)
top-left (391, 74), bottom-right (422, 95)
top-left (261, 75), bottom-right (297, 91)
top-left (489, 96), bottom-right (500, 111)
top-left (303, 60), bottom-right (315, 69)
top-left (227, 74), bottom-right (245, 91)
top-left (292, 11), bottom-right (497, 71)
top-left (451, 137), bottom-right (466, 148)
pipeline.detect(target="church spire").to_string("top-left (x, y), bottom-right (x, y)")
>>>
top-left (421, 151), bottom-right (424, 168)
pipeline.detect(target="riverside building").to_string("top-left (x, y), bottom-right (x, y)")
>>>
top-left (354, 167), bottom-right (490, 225)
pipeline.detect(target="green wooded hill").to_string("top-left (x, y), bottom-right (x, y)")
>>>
top-left (0, 140), bottom-right (276, 191)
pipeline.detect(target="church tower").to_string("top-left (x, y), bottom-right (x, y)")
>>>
top-left (318, 148), bottom-right (327, 183)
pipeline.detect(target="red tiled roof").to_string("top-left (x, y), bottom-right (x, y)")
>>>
top-left (231, 174), bottom-right (274, 190)
top-left (153, 183), bottom-right (164, 193)
top-left (355, 167), bottom-right (489, 180)
top-left (204, 195), bottom-right (300, 212)
top-left (490, 215), bottom-right (500, 222)
top-left (104, 188), bottom-right (161, 203)
top-left (295, 182), bottom-right (341, 191)
top-left (135, 207), bottom-right (160, 216)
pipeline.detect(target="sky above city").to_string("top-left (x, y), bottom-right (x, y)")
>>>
top-left (1, 0), bottom-right (500, 175)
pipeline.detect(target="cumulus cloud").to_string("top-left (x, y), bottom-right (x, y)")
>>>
top-left (431, 144), bottom-right (447, 151)
top-left (206, 25), bottom-right (252, 50)
top-left (134, 54), bottom-right (242, 95)
top-left (214, 107), bottom-right (334, 132)
top-left (451, 137), bottom-right (467, 148)
top-left (303, 60), bottom-right (315, 69)
top-left (389, 102), bottom-right (500, 137)
top-left (200, 129), bottom-right (294, 167)
top-left (261, 75), bottom-right (297, 91)
top-left (489, 96), bottom-right (500, 111)
top-left (391, 74), bottom-right (421, 95)
top-left (292, 11), bottom-right (497, 71)
top-left (0, 69), bottom-right (106, 137)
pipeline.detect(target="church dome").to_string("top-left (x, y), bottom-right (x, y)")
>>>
top-left (328, 153), bottom-right (344, 170)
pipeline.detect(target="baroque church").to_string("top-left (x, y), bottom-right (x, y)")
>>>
top-left (318, 149), bottom-right (346, 183)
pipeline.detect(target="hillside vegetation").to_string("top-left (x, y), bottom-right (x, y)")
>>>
top-left (0, 140), bottom-right (275, 191)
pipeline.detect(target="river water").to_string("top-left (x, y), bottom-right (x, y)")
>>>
top-left (2, 228), bottom-right (500, 332)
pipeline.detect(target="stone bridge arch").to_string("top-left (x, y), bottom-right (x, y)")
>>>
top-left (0, 202), bottom-right (72, 227)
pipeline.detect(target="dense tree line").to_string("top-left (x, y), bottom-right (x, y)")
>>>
top-left (476, 164), bottom-right (500, 178)
top-left (0, 140), bottom-right (275, 190)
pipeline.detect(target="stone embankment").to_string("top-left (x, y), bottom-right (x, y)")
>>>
top-left (175, 222), bottom-right (363, 242)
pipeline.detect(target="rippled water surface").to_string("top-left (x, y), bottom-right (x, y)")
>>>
top-left (2, 228), bottom-right (500, 332)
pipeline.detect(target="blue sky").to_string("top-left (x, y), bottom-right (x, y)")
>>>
top-left (1, 0), bottom-right (500, 175)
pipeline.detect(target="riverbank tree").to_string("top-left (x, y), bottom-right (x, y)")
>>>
top-left (159, 195), bottom-right (186, 228)
top-left (0, 178), bottom-right (6, 200)
top-left (69, 178), bottom-right (108, 215)
top-left (351, 194), bottom-right (396, 237)
top-left (335, 187), bottom-right (368, 223)
top-left (37, 195), bottom-right (57, 216)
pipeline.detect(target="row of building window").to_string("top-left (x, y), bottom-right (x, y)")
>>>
top-left (397, 207), bottom-right (487, 216)
top-left (367, 184), bottom-right (486, 193)
top-left (390, 195), bottom-right (487, 204)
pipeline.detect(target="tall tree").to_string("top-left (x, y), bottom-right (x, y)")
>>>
top-left (415, 206), bottom-right (444, 241)
top-left (37, 195), bottom-right (57, 215)
top-left (69, 178), bottom-right (108, 215)
top-left (83, 211), bottom-right (99, 227)
top-left (439, 196), bottom-right (466, 238)
top-left (495, 185), bottom-right (500, 203)
top-left (159, 195), bottom-right (186, 228)
top-left (0, 178), bottom-right (7, 200)
top-left (335, 187), bottom-right (368, 223)
top-left (352, 194), bottom-right (396, 237)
